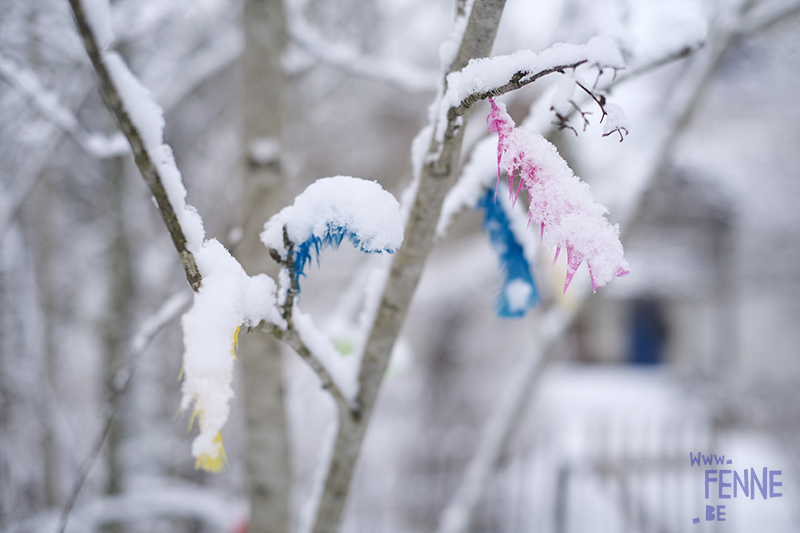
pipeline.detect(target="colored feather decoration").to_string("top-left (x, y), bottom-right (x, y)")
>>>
top-left (486, 98), bottom-right (629, 293)
top-left (478, 189), bottom-right (540, 317)
top-left (261, 176), bottom-right (405, 291)
top-left (292, 224), bottom-right (393, 286)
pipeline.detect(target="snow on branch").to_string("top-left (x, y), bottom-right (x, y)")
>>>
top-left (67, 0), bottom-right (203, 289)
top-left (441, 36), bottom-right (624, 126)
top-left (181, 241), bottom-right (284, 471)
top-left (68, 0), bottom-right (288, 473)
top-left (261, 176), bottom-right (404, 288)
top-left (0, 53), bottom-right (128, 159)
top-left (487, 98), bottom-right (629, 293)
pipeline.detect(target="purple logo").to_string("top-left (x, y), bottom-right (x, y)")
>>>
top-left (689, 453), bottom-right (782, 524)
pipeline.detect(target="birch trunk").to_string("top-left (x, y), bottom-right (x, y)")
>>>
top-left (238, 1), bottom-right (291, 532)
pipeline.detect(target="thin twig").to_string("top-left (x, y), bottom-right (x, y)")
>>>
top-left (267, 324), bottom-right (355, 416)
top-left (56, 291), bottom-right (191, 533)
top-left (450, 60), bottom-right (588, 117)
top-left (262, 228), bottom-right (355, 416)
top-left (67, 0), bottom-right (201, 291)
top-left (56, 408), bottom-right (117, 533)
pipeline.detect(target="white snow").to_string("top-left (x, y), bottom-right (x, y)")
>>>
top-left (104, 52), bottom-right (206, 252)
top-left (586, 36), bottom-right (625, 70)
top-left (181, 240), bottom-right (282, 462)
top-left (77, 0), bottom-right (291, 467)
top-left (81, 0), bottom-right (114, 50)
top-left (602, 102), bottom-right (629, 137)
top-left (248, 136), bottom-right (280, 165)
top-left (504, 279), bottom-right (533, 312)
top-left (261, 176), bottom-right (404, 259)
top-left (551, 73), bottom-right (577, 118)
top-left (488, 99), bottom-right (628, 290)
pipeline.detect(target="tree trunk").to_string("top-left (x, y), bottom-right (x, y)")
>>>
top-left (238, 1), bottom-right (291, 532)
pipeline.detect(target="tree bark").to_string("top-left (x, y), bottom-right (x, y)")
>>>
top-left (237, 1), bottom-right (291, 532)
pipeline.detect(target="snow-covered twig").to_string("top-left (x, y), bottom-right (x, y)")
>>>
top-left (268, 323), bottom-right (354, 415)
top-left (450, 59), bottom-right (588, 118)
top-left (0, 53), bottom-right (128, 158)
top-left (435, 36), bottom-right (709, 241)
top-left (56, 291), bottom-right (192, 533)
top-left (437, 37), bottom-right (626, 144)
top-left (67, 0), bottom-right (202, 291)
top-left (286, 4), bottom-right (437, 93)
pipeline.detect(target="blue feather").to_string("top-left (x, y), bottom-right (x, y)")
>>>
top-left (292, 224), bottom-right (394, 290)
top-left (477, 189), bottom-right (540, 317)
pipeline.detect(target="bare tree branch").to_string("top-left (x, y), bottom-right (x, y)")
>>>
top-left (67, 0), bottom-right (201, 291)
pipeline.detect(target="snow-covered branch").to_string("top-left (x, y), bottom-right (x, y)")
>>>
top-left (286, 3), bottom-right (437, 92)
top-left (69, 0), bottom-right (285, 477)
top-left (435, 35), bottom-right (709, 243)
top-left (0, 53), bottom-right (128, 159)
top-left (444, 37), bottom-right (624, 121)
top-left (67, 0), bottom-right (202, 290)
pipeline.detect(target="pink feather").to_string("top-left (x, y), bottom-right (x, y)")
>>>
top-left (487, 98), bottom-right (629, 293)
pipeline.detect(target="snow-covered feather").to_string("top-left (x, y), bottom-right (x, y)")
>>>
top-left (487, 98), bottom-right (629, 292)
top-left (261, 176), bottom-right (404, 288)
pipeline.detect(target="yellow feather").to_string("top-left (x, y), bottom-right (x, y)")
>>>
top-left (231, 326), bottom-right (240, 361)
top-left (195, 431), bottom-right (228, 473)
